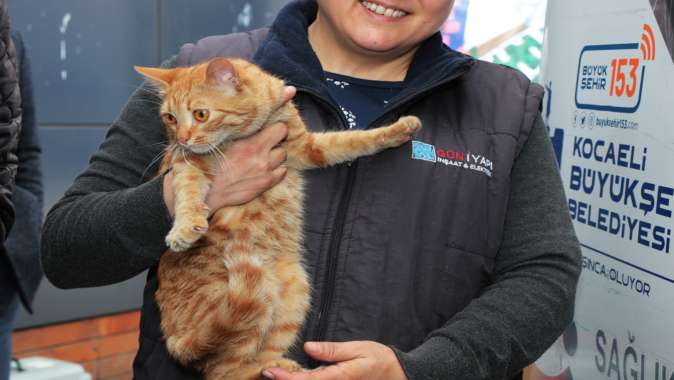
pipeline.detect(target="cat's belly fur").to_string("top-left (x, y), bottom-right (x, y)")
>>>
top-left (155, 170), bottom-right (310, 370)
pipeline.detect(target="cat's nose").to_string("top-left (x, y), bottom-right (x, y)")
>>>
top-left (177, 131), bottom-right (191, 145)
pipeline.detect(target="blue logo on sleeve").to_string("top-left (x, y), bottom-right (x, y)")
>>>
top-left (412, 141), bottom-right (437, 162)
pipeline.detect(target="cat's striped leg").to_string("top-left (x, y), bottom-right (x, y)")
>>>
top-left (209, 244), bottom-right (284, 370)
top-left (212, 261), bottom-right (310, 379)
top-left (287, 115), bottom-right (421, 170)
top-left (200, 253), bottom-right (282, 380)
top-left (165, 159), bottom-right (213, 252)
top-left (257, 259), bottom-right (311, 372)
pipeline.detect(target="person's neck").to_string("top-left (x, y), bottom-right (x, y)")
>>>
top-left (308, 16), bottom-right (417, 82)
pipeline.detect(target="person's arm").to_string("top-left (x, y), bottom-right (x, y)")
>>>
top-left (0, 0), bottom-right (21, 242)
top-left (41, 59), bottom-right (293, 289)
top-left (41, 74), bottom-right (175, 289)
top-left (394, 117), bottom-right (582, 379)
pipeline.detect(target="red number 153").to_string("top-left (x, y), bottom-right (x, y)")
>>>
top-left (610, 58), bottom-right (639, 97)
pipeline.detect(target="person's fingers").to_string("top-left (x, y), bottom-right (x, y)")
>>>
top-left (270, 86), bottom-right (297, 115)
top-left (304, 341), bottom-right (363, 363)
top-left (269, 166), bottom-right (288, 186)
top-left (162, 171), bottom-right (175, 218)
top-left (269, 147), bottom-right (288, 170)
top-left (281, 85), bottom-right (297, 104)
top-left (263, 364), bottom-right (344, 380)
top-left (231, 166), bottom-right (285, 192)
top-left (214, 166), bottom-right (287, 206)
top-left (226, 173), bottom-right (275, 196)
top-left (253, 122), bottom-right (289, 152)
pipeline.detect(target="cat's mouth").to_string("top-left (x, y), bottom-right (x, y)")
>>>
top-left (178, 132), bottom-right (231, 155)
top-left (179, 143), bottom-right (212, 155)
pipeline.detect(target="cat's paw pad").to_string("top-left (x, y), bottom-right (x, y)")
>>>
top-left (381, 116), bottom-right (422, 147)
top-left (397, 115), bottom-right (422, 135)
top-left (261, 358), bottom-right (304, 373)
top-left (165, 218), bottom-right (209, 252)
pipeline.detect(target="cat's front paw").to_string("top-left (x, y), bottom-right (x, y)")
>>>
top-left (379, 115), bottom-right (422, 148)
top-left (165, 217), bottom-right (209, 252)
top-left (261, 358), bottom-right (304, 373)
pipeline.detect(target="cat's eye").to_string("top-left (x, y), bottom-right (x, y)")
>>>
top-left (193, 109), bottom-right (210, 122)
top-left (161, 113), bottom-right (177, 126)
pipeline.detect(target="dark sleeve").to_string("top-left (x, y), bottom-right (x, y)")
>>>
top-left (13, 32), bottom-right (41, 202)
top-left (4, 32), bottom-right (44, 310)
top-left (0, 0), bottom-right (21, 241)
top-left (394, 117), bottom-right (582, 379)
top-left (40, 59), bottom-right (177, 289)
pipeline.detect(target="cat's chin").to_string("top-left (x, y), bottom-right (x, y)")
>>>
top-left (183, 144), bottom-right (213, 155)
top-left (184, 133), bottom-right (234, 155)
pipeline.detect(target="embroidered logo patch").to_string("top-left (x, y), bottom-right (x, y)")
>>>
top-left (411, 140), bottom-right (494, 177)
top-left (411, 141), bottom-right (437, 162)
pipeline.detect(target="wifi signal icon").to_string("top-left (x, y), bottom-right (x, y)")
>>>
top-left (640, 24), bottom-right (656, 61)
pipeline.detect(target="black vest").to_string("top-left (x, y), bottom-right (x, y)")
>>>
top-left (133, 24), bottom-right (541, 380)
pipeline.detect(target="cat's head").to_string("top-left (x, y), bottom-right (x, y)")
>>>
top-left (135, 58), bottom-right (285, 154)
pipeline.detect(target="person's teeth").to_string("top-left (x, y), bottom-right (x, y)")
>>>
top-left (361, 1), bottom-right (406, 18)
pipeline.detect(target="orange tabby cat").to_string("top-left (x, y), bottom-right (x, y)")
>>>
top-left (135, 58), bottom-right (421, 380)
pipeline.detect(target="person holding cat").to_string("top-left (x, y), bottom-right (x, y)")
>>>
top-left (41, 1), bottom-right (581, 380)
top-left (0, 2), bottom-right (24, 379)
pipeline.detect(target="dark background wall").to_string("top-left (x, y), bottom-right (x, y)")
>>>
top-left (9, 0), bottom-right (287, 125)
top-left (8, 0), bottom-right (288, 329)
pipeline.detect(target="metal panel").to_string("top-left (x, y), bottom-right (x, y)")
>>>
top-left (8, 1), bottom-right (159, 125)
top-left (160, 0), bottom-right (287, 60)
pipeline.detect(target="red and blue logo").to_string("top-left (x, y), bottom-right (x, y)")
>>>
top-left (575, 24), bottom-right (656, 114)
top-left (411, 141), bottom-right (493, 177)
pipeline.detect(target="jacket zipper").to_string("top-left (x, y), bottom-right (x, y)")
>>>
top-left (293, 87), bottom-right (353, 347)
top-left (294, 64), bottom-right (472, 347)
top-left (314, 161), bottom-right (357, 343)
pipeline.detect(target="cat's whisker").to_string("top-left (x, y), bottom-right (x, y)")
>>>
top-left (143, 140), bottom-right (170, 148)
top-left (207, 143), bottom-right (225, 165)
top-left (181, 146), bottom-right (219, 175)
top-left (132, 99), bottom-right (163, 106)
top-left (121, 81), bottom-right (161, 95)
top-left (140, 145), bottom-right (173, 181)
top-left (181, 148), bottom-right (198, 172)
top-left (207, 143), bottom-right (226, 168)
top-left (127, 98), bottom-right (164, 108)
top-left (209, 144), bottom-right (234, 179)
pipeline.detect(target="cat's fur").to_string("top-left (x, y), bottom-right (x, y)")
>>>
top-left (135, 58), bottom-right (421, 380)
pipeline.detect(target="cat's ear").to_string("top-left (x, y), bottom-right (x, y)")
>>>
top-left (134, 66), bottom-right (179, 89)
top-left (205, 58), bottom-right (240, 92)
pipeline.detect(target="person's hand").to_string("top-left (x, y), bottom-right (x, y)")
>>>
top-left (262, 341), bottom-right (408, 380)
top-left (163, 86), bottom-right (296, 217)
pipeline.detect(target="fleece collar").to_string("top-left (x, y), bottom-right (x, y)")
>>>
top-left (253, 0), bottom-right (474, 107)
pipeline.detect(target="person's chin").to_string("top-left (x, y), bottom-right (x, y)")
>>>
top-left (350, 34), bottom-right (405, 54)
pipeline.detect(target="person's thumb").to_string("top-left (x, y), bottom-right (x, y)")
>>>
top-left (304, 341), bottom-right (362, 363)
